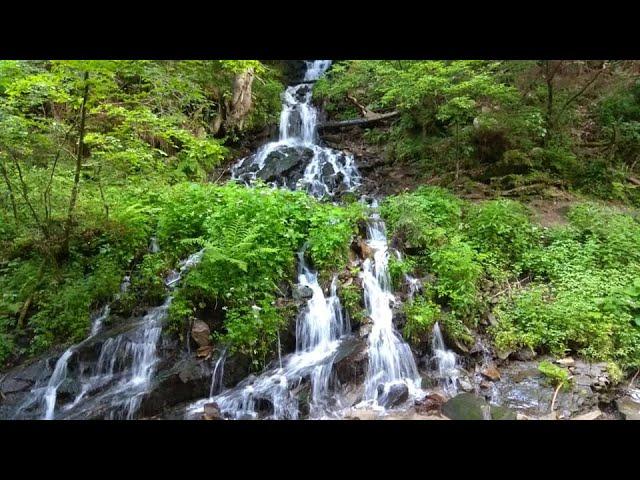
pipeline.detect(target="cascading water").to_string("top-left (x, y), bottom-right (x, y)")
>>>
top-left (405, 275), bottom-right (423, 301)
top-left (14, 250), bottom-right (204, 420)
top-left (231, 60), bottom-right (360, 198)
top-left (17, 274), bottom-right (127, 420)
top-left (188, 251), bottom-right (349, 419)
top-left (359, 202), bottom-right (422, 408)
top-left (304, 60), bottom-right (332, 81)
top-left (432, 322), bottom-right (459, 397)
top-left (209, 349), bottom-right (227, 398)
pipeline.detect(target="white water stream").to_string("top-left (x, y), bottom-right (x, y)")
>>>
top-left (358, 205), bottom-right (422, 408)
top-left (231, 60), bottom-right (360, 198)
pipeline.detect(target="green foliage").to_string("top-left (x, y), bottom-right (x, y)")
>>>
top-left (339, 280), bottom-right (365, 325)
top-left (388, 255), bottom-right (416, 290)
top-left (0, 60), bottom-right (286, 366)
top-left (383, 186), bottom-right (640, 371)
top-left (381, 186), bottom-right (462, 250)
top-left (429, 236), bottom-right (482, 317)
top-left (315, 60), bottom-right (518, 174)
top-left (382, 187), bottom-right (483, 322)
top-left (538, 360), bottom-right (571, 387)
top-left (162, 183), bottom-right (362, 367)
top-left (492, 202), bottom-right (640, 370)
top-left (466, 199), bottom-right (539, 275)
top-left (317, 60), bottom-right (640, 206)
top-left (307, 202), bottom-right (365, 273)
top-left (402, 296), bottom-right (441, 344)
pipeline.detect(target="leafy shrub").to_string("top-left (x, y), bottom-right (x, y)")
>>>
top-left (403, 296), bottom-right (441, 344)
top-left (381, 186), bottom-right (462, 250)
top-left (429, 236), bottom-right (482, 318)
top-left (339, 281), bottom-right (365, 325)
top-left (491, 203), bottom-right (640, 370)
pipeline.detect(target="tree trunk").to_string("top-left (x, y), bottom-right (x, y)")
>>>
top-left (62, 71), bottom-right (90, 258)
top-left (318, 111), bottom-right (399, 131)
top-left (225, 68), bottom-right (255, 132)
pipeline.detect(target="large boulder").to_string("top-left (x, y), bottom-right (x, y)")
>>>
top-left (190, 320), bottom-right (211, 348)
top-left (441, 393), bottom-right (516, 420)
top-left (377, 382), bottom-right (409, 409)
top-left (293, 285), bottom-right (314, 302)
top-left (138, 357), bottom-right (213, 417)
top-left (616, 396), bottom-right (640, 420)
top-left (334, 336), bottom-right (368, 386)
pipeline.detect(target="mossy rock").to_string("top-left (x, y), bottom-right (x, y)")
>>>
top-left (441, 393), bottom-right (516, 420)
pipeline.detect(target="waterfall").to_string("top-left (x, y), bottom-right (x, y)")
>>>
top-left (209, 349), bottom-right (227, 398)
top-left (405, 275), bottom-right (423, 301)
top-left (15, 249), bottom-right (204, 420)
top-left (18, 277), bottom-right (121, 420)
top-left (90, 304), bottom-right (111, 337)
top-left (191, 251), bottom-right (349, 420)
top-left (231, 60), bottom-right (360, 199)
top-left (359, 204), bottom-right (422, 407)
top-left (432, 322), bottom-right (459, 397)
top-left (304, 60), bottom-right (332, 81)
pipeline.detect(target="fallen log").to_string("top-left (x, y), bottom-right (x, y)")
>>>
top-left (318, 111), bottom-right (400, 131)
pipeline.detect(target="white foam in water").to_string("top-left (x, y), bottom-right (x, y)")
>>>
top-left (359, 203), bottom-right (422, 409)
top-left (432, 322), bottom-right (459, 397)
top-left (16, 249), bottom-right (205, 420)
top-left (188, 251), bottom-right (349, 420)
top-left (405, 274), bottom-right (423, 301)
top-left (304, 60), bottom-right (332, 81)
top-left (231, 60), bottom-right (361, 198)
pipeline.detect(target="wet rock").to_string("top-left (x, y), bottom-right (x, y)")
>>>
top-left (57, 378), bottom-right (83, 403)
top-left (457, 378), bottom-right (474, 392)
top-left (574, 375), bottom-right (593, 387)
top-left (377, 382), bottom-right (409, 409)
top-left (196, 345), bottom-right (213, 358)
top-left (191, 320), bottom-right (211, 348)
top-left (512, 347), bottom-right (536, 361)
top-left (451, 339), bottom-right (471, 355)
top-left (539, 412), bottom-right (559, 420)
top-left (293, 285), bottom-right (314, 301)
top-left (334, 336), bottom-right (368, 385)
top-left (138, 357), bottom-right (212, 417)
top-left (293, 85), bottom-right (310, 102)
top-left (490, 405), bottom-right (517, 420)
top-left (573, 409), bottom-right (602, 420)
top-left (358, 318), bottom-right (373, 338)
top-left (481, 365), bottom-right (501, 381)
top-left (0, 377), bottom-right (32, 395)
top-left (555, 357), bottom-right (575, 367)
top-left (496, 348), bottom-right (513, 361)
top-left (415, 392), bottom-right (446, 414)
top-left (352, 238), bottom-right (373, 260)
top-left (616, 396), bottom-right (640, 420)
top-left (442, 392), bottom-right (516, 420)
top-left (480, 380), bottom-right (492, 390)
top-left (257, 146), bottom-right (314, 184)
top-left (442, 393), bottom-right (487, 420)
top-left (203, 402), bottom-right (222, 420)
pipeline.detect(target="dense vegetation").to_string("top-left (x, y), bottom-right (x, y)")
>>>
top-left (0, 60), bottom-right (286, 366)
top-left (1, 59), bottom-right (639, 382)
top-left (382, 186), bottom-right (640, 373)
top-left (316, 60), bottom-right (640, 205)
